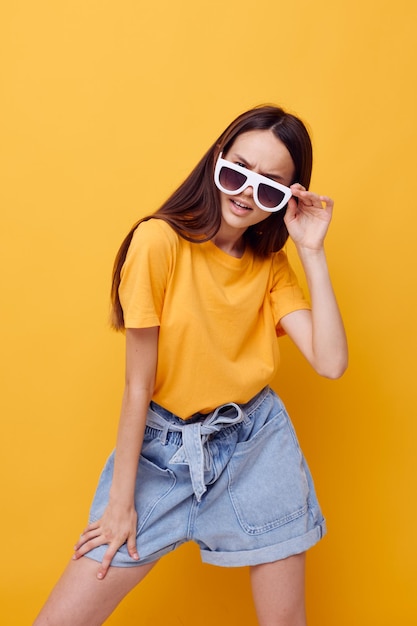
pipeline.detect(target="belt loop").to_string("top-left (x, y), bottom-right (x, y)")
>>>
top-left (160, 422), bottom-right (169, 445)
top-left (243, 409), bottom-right (251, 426)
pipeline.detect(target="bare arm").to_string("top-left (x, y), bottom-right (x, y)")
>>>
top-left (73, 326), bottom-right (159, 579)
top-left (279, 185), bottom-right (348, 379)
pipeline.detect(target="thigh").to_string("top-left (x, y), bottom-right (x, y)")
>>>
top-left (250, 553), bottom-right (307, 626)
top-left (33, 556), bottom-right (157, 626)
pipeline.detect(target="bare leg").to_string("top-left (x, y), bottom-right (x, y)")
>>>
top-left (33, 556), bottom-right (157, 626)
top-left (250, 553), bottom-right (307, 626)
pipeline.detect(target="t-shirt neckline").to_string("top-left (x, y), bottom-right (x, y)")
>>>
top-left (205, 239), bottom-right (252, 268)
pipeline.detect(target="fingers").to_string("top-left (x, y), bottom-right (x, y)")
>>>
top-left (73, 519), bottom-right (140, 580)
top-left (73, 522), bottom-right (100, 552)
top-left (73, 527), bottom-right (111, 560)
top-left (96, 544), bottom-right (119, 580)
top-left (73, 520), bottom-right (107, 555)
top-left (96, 533), bottom-right (139, 580)
top-left (290, 184), bottom-right (333, 211)
top-left (127, 534), bottom-right (140, 562)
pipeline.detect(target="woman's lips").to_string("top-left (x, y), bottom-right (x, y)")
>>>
top-left (230, 198), bottom-right (253, 213)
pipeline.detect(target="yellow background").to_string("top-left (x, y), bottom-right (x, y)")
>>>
top-left (1, 1), bottom-right (416, 624)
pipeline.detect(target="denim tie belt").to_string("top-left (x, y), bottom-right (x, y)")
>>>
top-left (146, 403), bottom-right (246, 502)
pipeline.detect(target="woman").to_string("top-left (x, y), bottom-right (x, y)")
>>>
top-left (34, 105), bottom-right (347, 626)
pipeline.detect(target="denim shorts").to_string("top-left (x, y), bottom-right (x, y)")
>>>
top-left (85, 387), bottom-right (326, 568)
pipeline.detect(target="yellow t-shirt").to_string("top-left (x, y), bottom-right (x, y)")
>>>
top-left (119, 218), bottom-right (310, 419)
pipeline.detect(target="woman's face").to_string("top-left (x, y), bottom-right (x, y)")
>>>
top-left (218, 129), bottom-right (295, 237)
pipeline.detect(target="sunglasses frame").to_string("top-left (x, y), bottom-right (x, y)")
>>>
top-left (214, 153), bottom-right (292, 213)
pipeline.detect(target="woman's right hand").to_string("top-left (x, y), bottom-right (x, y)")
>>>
top-left (73, 502), bottom-right (139, 579)
top-left (73, 328), bottom-right (159, 580)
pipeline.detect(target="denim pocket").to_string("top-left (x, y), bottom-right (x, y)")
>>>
top-left (227, 410), bottom-right (309, 535)
top-left (135, 454), bottom-right (177, 533)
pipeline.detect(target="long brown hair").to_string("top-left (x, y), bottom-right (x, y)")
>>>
top-left (111, 105), bottom-right (313, 329)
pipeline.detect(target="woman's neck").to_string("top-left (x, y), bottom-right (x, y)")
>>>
top-left (211, 223), bottom-right (246, 258)
top-left (211, 233), bottom-right (245, 258)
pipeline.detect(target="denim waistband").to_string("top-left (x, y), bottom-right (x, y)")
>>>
top-left (146, 387), bottom-right (269, 502)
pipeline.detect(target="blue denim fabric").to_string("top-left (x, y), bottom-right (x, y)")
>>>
top-left (147, 400), bottom-right (249, 502)
top-left (86, 387), bottom-right (326, 568)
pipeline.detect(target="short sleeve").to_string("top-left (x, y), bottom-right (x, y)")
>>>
top-left (119, 219), bottom-right (178, 328)
top-left (269, 250), bottom-right (311, 337)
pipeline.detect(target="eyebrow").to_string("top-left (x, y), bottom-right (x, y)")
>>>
top-left (232, 153), bottom-right (286, 182)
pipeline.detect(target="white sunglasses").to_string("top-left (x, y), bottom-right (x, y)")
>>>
top-left (214, 153), bottom-right (292, 212)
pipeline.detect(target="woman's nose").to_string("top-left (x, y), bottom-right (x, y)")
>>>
top-left (242, 184), bottom-right (254, 198)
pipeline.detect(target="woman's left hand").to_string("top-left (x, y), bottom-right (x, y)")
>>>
top-left (284, 184), bottom-right (334, 251)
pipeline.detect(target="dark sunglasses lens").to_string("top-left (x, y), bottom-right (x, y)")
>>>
top-left (258, 183), bottom-right (285, 209)
top-left (219, 166), bottom-right (247, 191)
